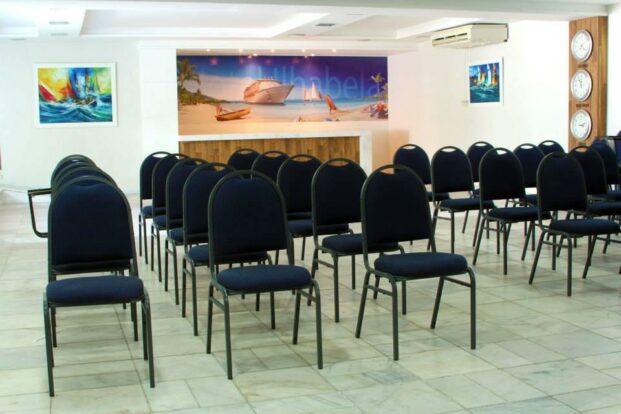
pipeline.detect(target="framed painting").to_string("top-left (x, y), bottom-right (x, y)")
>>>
top-left (468, 58), bottom-right (503, 105)
top-left (34, 63), bottom-right (117, 127)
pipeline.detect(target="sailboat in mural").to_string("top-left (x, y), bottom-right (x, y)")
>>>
top-left (303, 82), bottom-right (322, 102)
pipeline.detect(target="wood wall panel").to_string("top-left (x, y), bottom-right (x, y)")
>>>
top-left (569, 17), bottom-right (608, 148)
top-left (179, 137), bottom-right (360, 164)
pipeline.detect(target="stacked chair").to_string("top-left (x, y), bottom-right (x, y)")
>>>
top-left (38, 156), bottom-right (154, 396)
top-left (538, 139), bottom-right (564, 155)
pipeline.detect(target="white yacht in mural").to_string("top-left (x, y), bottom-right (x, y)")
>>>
top-left (243, 79), bottom-right (294, 104)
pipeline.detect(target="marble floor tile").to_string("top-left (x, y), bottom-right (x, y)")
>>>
top-left (234, 366), bottom-right (334, 401)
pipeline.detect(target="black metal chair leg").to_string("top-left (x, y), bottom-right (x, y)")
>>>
top-left (292, 290), bottom-right (301, 344)
top-left (390, 279), bottom-right (399, 361)
top-left (223, 294), bottom-right (233, 380)
top-left (164, 238), bottom-right (169, 292)
top-left (192, 265), bottom-right (199, 336)
top-left (181, 259), bottom-right (187, 317)
top-left (138, 214), bottom-right (143, 257)
top-left (206, 284), bottom-right (214, 352)
top-left (467, 268), bottom-right (477, 349)
top-left (551, 235), bottom-right (557, 271)
top-left (567, 237), bottom-right (573, 297)
top-left (431, 278), bottom-right (445, 328)
top-left (333, 255), bottom-right (340, 322)
top-left (472, 210), bottom-right (482, 247)
top-left (521, 222), bottom-right (533, 261)
top-left (173, 244), bottom-right (179, 305)
top-left (462, 210), bottom-right (469, 234)
top-left (582, 236), bottom-right (596, 279)
top-left (373, 276), bottom-right (380, 300)
top-left (269, 292), bottom-right (276, 329)
top-left (473, 217), bottom-right (486, 265)
top-left (351, 255), bottom-right (356, 289)
top-left (502, 222), bottom-right (509, 275)
top-left (144, 295), bottom-right (155, 388)
top-left (450, 211), bottom-right (455, 254)
top-left (301, 237), bottom-right (306, 261)
top-left (401, 280), bottom-right (407, 315)
top-left (355, 271), bottom-right (371, 338)
top-left (150, 225), bottom-right (155, 272)
top-left (529, 231), bottom-right (545, 285)
top-left (312, 280), bottom-right (323, 369)
top-left (43, 298), bottom-right (55, 397)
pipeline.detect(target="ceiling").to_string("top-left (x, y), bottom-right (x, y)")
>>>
top-left (1, 0), bottom-right (619, 53)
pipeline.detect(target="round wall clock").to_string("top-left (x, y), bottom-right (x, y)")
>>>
top-left (571, 69), bottom-right (593, 101)
top-left (571, 29), bottom-right (593, 62)
top-left (570, 109), bottom-right (592, 141)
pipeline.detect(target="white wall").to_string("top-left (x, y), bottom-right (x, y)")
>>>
top-left (608, 3), bottom-right (621, 136)
top-left (0, 40), bottom-right (143, 192)
top-left (389, 21), bottom-right (569, 156)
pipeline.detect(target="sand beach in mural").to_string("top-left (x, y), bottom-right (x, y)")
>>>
top-left (177, 55), bottom-right (388, 134)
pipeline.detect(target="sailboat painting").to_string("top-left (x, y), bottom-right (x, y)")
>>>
top-left (468, 59), bottom-right (503, 105)
top-left (34, 63), bottom-right (117, 127)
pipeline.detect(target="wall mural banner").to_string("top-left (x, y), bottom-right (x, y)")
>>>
top-left (468, 59), bottom-right (503, 105)
top-left (177, 55), bottom-right (388, 134)
top-left (34, 63), bottom-right (117, 127)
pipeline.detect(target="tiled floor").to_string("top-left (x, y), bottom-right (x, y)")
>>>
top-left (2, 190), bottom-right (621, 413)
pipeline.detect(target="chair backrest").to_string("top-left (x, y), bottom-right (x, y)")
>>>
top-left (431, 146), bottom-right (474, 195)
top-left (538, 140), bottom-right (564, 155)
top-left (51, 160), bottom-right (96, 187)
top-left (513, 143), bottom-right (545, 189)
top-left (479, 148), bottom-right (526, 203)
top-left (537, 152), bottom-right (587, 215)
top-left (140, 151), bottom-right (170, 201)
top-left (50, 155), bottom-right (95, 183)
top-left (152, 153), bottom-right (187, 213)
top-left (48, 177), bottom-right (135, 279)
top-left (228, 148), bottom-right (259, 171)
top-left (362, 165), bottom-right (432, 254)
top-left (569, 146), bottom-right (608, 196)
top-left (251, 150), bottom-right (289, 182)
top-left (208, 171), bottom-right (290, 267)
top-left (393, 144), bottom-right (431, 184)
top-left (183, 163), bottom-right (233, 244)
top-left (52, 167), bottom-right (115, 194)
top-left (467, 141), bottom-right (494, 183)
top-left (591, 139), bottom-right (620, 186)
top-left (312, 158), bottom-right (367, 227)
top-left (277, 154), bottom-right (321, 215)
top-left (165, 158), bottom-right (206, 229)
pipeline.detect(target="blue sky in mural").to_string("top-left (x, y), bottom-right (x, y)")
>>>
top-left (180, 55), bottom-right (387, 101)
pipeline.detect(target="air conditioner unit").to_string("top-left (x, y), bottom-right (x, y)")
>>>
top-left (431, 24), bottom-right (508, 48)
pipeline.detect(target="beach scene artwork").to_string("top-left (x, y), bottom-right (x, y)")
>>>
top-left (468, 59), bottom-right (503, 105)
top-left (177, 55), bottom-right (388, 134)
top-left (35, 63), bottom-right (116, 127)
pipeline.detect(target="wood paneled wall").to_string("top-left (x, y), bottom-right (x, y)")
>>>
top-left (179, 137), bottom-right (360, 164)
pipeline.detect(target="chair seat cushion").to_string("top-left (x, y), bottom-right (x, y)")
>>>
top-left (587, 201), bottom-right (621, 216)
top-left (606, 189), bottom-right (621, 201)
top-left (322, 234), bottom-right (398, 255)
top-left (168, 228), bottom-right (185, 243)
top-left (428, 192), bottom-right (450, 202)
top-left (153, 215), bottom-right (167, 229)
top-left (141, 205), bottom-right (153, 218)
top-left (217, 265), bottom-right (311, 292)
top-left (46, 276), bottom-right (144, 305)
top-left (487, 206), bottom-right (542, 221)
top-left (288, 219), bottom-right (349, 237)
top-left (288, 211), bottom-right (312, 220)
top-left (186, 245), bottom-right (268, 266)
top-left (524, 194), bottom-right (538, 206)
top-left (549, 219), bottom-right (619, 236)
top-left (374, 252), bottom-right (468, 278)
top-left (440, 197), bottom-right (494, 211)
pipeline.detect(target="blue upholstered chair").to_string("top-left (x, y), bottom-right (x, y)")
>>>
top-left (43, 177), bottom-right (154, 396)
top-left (538, 140), bottom-right (564, 155)
top-left (513, 143), bottom-right (545, 207)
top-left (227, 148), bottom-right (259, 170)
top-left (150, 153), bottom-right (188, 280)
top-left (355, 165), bottom-right (476, 360)
top-left (52, 166), bottom-right (115, 194)
top-left (181, 164), bottom-right (270, 335)
top-left (473, 148), bottom-right (547, 274)
top-left (163, 158), bottom-right (206, 304)
top-left (393, 144), bottom-right (449, 203)
top-left (138, 151), bottom-right (169, 264)
top-left (278, 154), bottom-right (350, 261)
top-left (310, 158), bottom-right (402, 322)
top-left (464, 142), bottom-right (494, 232)
top-left (251, 150), bottom-right (289, 183)
top-left (591, 140), bottom-right (621, 201)
top-left (529, 152), bottom-right (619, 295)
top-left (206, 171), bottom-right (322, 379)
top-left (430, 146), bottom-right (495, 253)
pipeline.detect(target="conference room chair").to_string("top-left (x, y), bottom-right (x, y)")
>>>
top-left (393, 144), bottom-right (450, 203)
top-left (162, 158), bottom-right (206, 304)
top-left (355, 164), bottom-right (476, 361)
top-left (43, 176), bottom-right (154, 396)
top-left (538, 139), bottom-right (564, 155)
top-left (138, 151), bottom-right (170, 264)
top-left (52, 166), bottom-right (115, 194)
top-left (591, 139), bottom-right (621, 201)
top-left (150, 153), bottom-right (188, 281)
top-left (181, 163), bottom-right (270, 335)
top-left (529, 152), bottom-right (619, 296)
top-left (310, 158), bottom-right (402, 322)
top-left (251, 150), bottom-right (289, 183)
top-left (277, 154), bottom-right (350, 260)
top-left (227, 147), bottom-right (259, 170)
top-left (464, 141), bottom-right (494, 232)
top-left (206, 171), bottom-right (322, 379)
top-left (473, 148), bottom-right (547, 275)
top-left (513, 143), bottom-right (545, 207)
top-left (431, 146), bottom-right (494, 253)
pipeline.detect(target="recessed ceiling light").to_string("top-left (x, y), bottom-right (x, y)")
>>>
top-left (49, 21), bottom-right (69, 25)
top-left (252, 53), bottom-right (258, 57)
top-left (358, 38), bottom-right (372, 42)
top-left (238, 48), bottom-right (244, 53)
top-left (311, 53), bottom-right (316, 57)
top-left (10, 38), bottom-right (27, 41)
top-left (332, 48), bottom-right (337, 53)
top-left (301, 49), bottom-right (306, 53)
top-left (291, 33), bottom-right (306, 37)
top-left (316, 23), bottom-right (336, 27)
top-left (270, 49), bottom-right (275, 53)
top-left (205, 49), bottom-right (211, 52)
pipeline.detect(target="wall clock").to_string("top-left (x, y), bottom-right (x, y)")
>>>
top-left (571, 29), bottom-right (593, 62)
top-left (570, 109), bottom-right (592, 142)
top-left (570, 69), bottom-right (593, 101)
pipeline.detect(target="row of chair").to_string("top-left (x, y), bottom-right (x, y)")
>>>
top-left (35, 155), bottom-right (155, 396)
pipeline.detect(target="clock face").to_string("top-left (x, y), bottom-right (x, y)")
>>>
top-left (571, 69), bottom-right (592, 101)
top-left (571, 30), bottom-right (593, 62)
top-left (570, 109), bottom-right (592, 141)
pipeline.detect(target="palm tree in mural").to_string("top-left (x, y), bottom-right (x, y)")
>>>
top-left (370, 73), bottom-right (385, 97)
top-left (177, 58), bottom-right (200, 89)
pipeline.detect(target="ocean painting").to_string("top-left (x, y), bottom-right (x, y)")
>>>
top-left (35, 64), bottom-right (116, 127)
top-left (468, 59), bottom-right (503, 105)
top-left (177, 55), bottom-right (388, 134)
